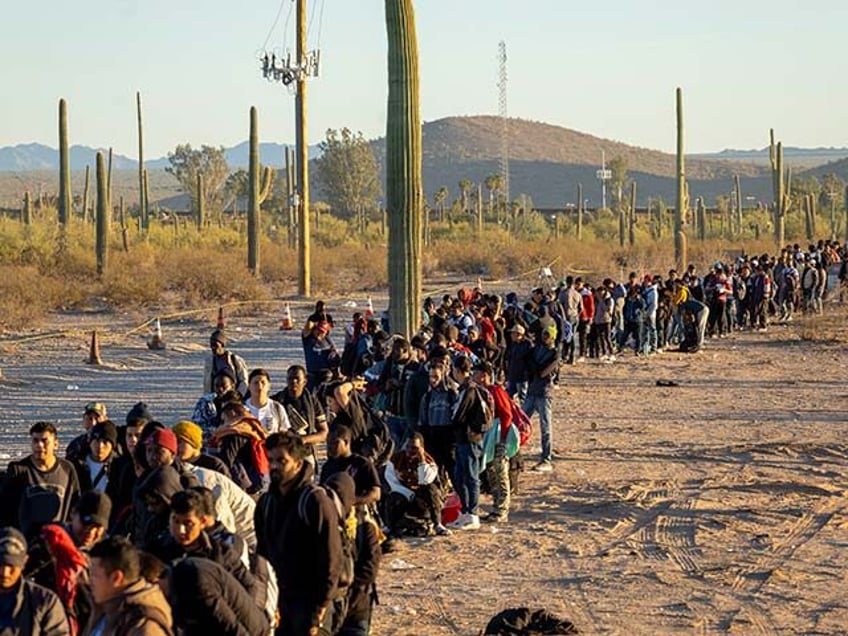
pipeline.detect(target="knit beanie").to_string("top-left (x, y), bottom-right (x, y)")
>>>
top-left (172, 420), bottom-right (203, 451)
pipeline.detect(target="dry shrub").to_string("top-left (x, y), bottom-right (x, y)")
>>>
top-left (796, 306), bottom-right (848, 343)
top-left (0, 266), bottom-right (71, 330)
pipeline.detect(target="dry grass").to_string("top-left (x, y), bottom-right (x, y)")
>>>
top-left (796, 304), bottom-right (848, 343)
top-left (0, 213), bottom-right (793, 332)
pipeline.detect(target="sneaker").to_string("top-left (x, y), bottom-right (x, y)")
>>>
top-left (450, 513), bottom-right (481, 530)
top-left (533, 460), bottom-right (553, 473)
top-left (484, 512), bottom-right (508, 523)
top-left (434, 523), bottom-right (452, 536)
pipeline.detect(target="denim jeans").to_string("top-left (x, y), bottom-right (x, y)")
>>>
top-left (523, 394), bottom-right (552, 462)
top-left (640, 317), bottom-right (657, 354)
top-left (506, 380), bottom-right (528, 405)
top-left (454, 441), bottom-right (483, 516)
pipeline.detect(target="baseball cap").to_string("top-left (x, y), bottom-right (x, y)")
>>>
top-left (145, 428), bottom-right (178, 455)
top-left (0, 527), bottom-right (27, 568)
top-left (509, 324), bottom-right (526, 335)
top-left (76, 491), bottom-right (112, 528)
top-left (84, 402), bottom-right (107, 417)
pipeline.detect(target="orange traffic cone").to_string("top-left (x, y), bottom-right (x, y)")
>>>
top-left (279, 303), bottom-right (293, 331)
top-left (365, 296), bottom-right (374, 317)
top-left (87, 330), bottom-right (103, 365)
top-left (217, 306), bottom-right (226, 329)
top-left (147, 318), bottom-right (166, 350)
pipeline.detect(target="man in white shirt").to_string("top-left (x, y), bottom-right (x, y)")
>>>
top-left (244, 368), bottom-right (290, 434)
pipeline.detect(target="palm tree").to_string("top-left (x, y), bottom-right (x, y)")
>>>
top-left (434, 187), bottom-right (448, 222)
top-left (458, 179), bottom-right (473, 214)
top-left (484, 174), bottom-right (501, 219)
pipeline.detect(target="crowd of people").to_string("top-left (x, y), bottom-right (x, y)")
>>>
top-left (1, 239), bottom-right (845, 636)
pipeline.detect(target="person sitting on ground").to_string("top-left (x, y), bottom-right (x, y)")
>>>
top-left (0, 526), bottom-right (70, 635)
top-left (244, 368), bottom-right (290, 434)
top-left (65, 402), bottom-right (109, 464)
top-left (172, 421), bottom-right (228, 476)
top-left (85, 535), bottom-right (172, 635)
top-left (0, 421), bottom-right (81, 540)
top-left (203, 329), bottom-right (249, 397)
top-left (384, 433), bottom-right (448, 537)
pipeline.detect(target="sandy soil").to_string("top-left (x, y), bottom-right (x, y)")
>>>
top-left (1, 301), bottom-right (847, 635)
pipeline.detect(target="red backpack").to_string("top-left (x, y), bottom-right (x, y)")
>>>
top-left (510, 401), bottom-right (533, 446)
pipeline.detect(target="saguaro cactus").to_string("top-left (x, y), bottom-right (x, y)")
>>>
top-left (82, 165), bottom-right (90, 222)
top-left (618, 209), bottom-right (626, 247)
top-left (58, 99), bottom-right (71, 229)
top-left (137, 92), bottom-right (148, 230)
top-left (22, 191), bottom-right (32, 225)
top-left (628, 181), bottom-right (636, 246)
top-left (248, 106), bottom-right (274, 275)
top-left (674, 88), bottom-right (685, 270)
top-left (577, 183), bottom-right (583, 240)
top-left (696, 197), bottom-right (706, 241)
top-left (385, 0), bottom-right (423, 339)
top-left (678, 230), bottom-right (688, 273)
top-left (95, 152), bottom-right (109, 275)
top-left (734, 174), bottom-right (742, 235)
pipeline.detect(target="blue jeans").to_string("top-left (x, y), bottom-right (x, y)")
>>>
top-left (523, 394), bottom-right (552, 462)
top-left (640, 317), bottom-right (657, 354)
top-left (454, 441), bottom-right (482, 516)
top-left (506, 380), bottom-right (527, 405)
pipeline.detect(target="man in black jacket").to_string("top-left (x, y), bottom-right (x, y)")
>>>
top-left (255, 432), bottom-right (341, 636)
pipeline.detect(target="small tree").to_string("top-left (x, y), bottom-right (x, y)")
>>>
top-left (314, 128), bottom-right (381, 219)
top-left (166, 144), bottom-right (229, 215)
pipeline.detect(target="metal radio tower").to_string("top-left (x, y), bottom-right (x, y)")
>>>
top-left (497, 41), bottom-right (510, 207)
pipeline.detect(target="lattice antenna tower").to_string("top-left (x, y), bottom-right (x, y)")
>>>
top-left (497, 40), bottom-right (510, 206)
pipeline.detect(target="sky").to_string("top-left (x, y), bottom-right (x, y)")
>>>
top-left (2, 0), bottom-right (846, 159)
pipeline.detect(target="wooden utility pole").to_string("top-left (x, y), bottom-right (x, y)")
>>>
top-left (296, 0), bottom-right (311, 297)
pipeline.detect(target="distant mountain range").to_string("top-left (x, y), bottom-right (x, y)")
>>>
top-left (2, 116), bottom-right (847, 209)
top-left (0, 142), bottom-right (322, 172)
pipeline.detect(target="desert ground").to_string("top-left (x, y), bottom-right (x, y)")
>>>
top-left (1, 295), bottom-right (846, 635)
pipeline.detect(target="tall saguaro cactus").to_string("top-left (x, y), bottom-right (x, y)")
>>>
top-left (385, 0), bottom-right (423, 339)
top-left (628, 181), bottom-right (636, 246)
top-left (58, 99), bottom-right (71, 230)
top-left (577, 183), bottom-right (583, 239)
top-left (734, 174), bottom-right (742, 235)
top-left (22, 191), bottom-right (32, 225)
top-left (674, 88), bottom-right (685, 270)
top-left (137, 92), bottom-right (148, 230)
top-left (82, 165), bottom-right (90, 222)
top-left (247, 106), bottom-right (274, 275)
top-left (95, 152), bottom-right (109, 276)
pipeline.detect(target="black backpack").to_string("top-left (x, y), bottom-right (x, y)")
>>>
top-left (348, 391), bottom-right (395, 468)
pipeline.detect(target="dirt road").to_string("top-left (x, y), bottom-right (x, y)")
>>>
top-left (1, 305), bottom-right (846, 634)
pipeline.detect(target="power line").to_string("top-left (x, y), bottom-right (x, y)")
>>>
top-left (261, 0), bottom-right (292, 52)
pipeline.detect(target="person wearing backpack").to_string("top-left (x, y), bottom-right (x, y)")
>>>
top-left (210, 403), bottom-right (270, 497)
top-left (203, 330), bottom-right (249, 397)
top-left (448, 356), bottom-right (493, 531)
top-left (474, 362), bottom-right (514, 523)
top-left (255, 432), bottom-right (342, 636)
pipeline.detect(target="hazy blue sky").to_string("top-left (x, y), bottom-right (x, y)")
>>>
top-left (2, 0), bottom-right (845, 158)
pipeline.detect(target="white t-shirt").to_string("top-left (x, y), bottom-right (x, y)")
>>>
top-left (245, 398), bottom-right (291, 433)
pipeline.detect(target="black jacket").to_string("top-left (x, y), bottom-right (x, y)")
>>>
top-left (345, 513), bottom-right (381, 621)
top-left (0, 576), bottom-right (70, 635)
top-left (255, 462), bottom-right (341, 621)
top-left (169, 557), bottom-right (268, 636)
top-left (148, 531), bottom-right (255, 598)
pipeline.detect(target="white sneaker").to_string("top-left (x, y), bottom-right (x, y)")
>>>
top-left (447, 513), bottom-right (468, 529)
top-left (459, 514), bottom-right (481, 530)
top-left (533, 460), bottom-right (554, 473)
